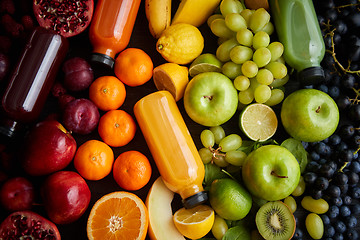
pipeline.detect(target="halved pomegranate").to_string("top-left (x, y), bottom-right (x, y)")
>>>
top-left (0, 210), bottom-right (61, 239)
top-left (33, 0), bottom-right (94, 38)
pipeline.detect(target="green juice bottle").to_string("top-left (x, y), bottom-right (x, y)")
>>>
top-left (268, 0), bottom-right (325, 86)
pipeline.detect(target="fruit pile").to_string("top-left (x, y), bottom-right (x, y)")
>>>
top-left (0, 0), bottom-right (359, 239)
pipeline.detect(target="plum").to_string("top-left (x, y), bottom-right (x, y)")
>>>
top-left (62, 98), bottom-right (100, 134)
top-left (0, 177), bottom-right (35, 211)
top-left (62, 57), bottom-right (94, 91)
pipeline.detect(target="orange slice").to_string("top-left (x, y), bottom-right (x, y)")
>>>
top-left (87, 191), bottom-right (149, 240)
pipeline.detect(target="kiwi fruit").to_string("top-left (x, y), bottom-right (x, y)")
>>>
top-left (255, 201), bottom-right (296, 240)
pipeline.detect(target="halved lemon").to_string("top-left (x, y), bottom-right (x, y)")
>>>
top-left (173, 204), bottom-right (215, 239)
top-left (153, 63), bottom-right (189, 102)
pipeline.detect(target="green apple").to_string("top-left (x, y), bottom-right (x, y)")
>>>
top-left (280, 88), bottom-right (339, 142)
top-left (183, 72), bottom-right (238, 127)
top-left (242, 145), bottom-right (300, 201)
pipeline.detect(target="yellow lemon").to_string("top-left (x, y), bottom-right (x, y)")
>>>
top-left (153, 63), bottom-right (189, 101)
top-left (156, 23), bottom-right (204, 65)
top-left (173, 205), bottom-right (215, 239)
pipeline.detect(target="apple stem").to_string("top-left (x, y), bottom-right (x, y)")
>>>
top-left (203, 95), bottom-right (213, 100)
top-left (271, 171), bottom-right (288, 178)
top-left (316, 106), bottom-right (321, 113)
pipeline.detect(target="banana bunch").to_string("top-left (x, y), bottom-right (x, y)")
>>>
top-left (145, 0), bottom-right (221, 39)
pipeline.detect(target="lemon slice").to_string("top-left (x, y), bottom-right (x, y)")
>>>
top-left (189, 53), bottom-right (223, 77)
top-left (153, 63), bottom-right (189, 102)
top-left (173, 204), bottom-right (215, 239)
top-left (239, 103), bottom-right (278, 142)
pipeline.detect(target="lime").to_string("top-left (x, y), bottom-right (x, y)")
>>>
top-left (222, 225), bottom-right (251, 240)
top-left (239, 103), bottom-right (278, 142)
top-left (173, 204), bottom-right (215, 239)
top-left (209, 178), bottom-right (252, 221)
top-left (189, 53), bottom-right (223, 77)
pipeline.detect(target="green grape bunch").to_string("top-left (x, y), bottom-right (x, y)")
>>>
top-left (207, 0), bottom-right (289, 107)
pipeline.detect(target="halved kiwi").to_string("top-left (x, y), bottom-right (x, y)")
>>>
top-left (255, 201), bottom-right (296, 240)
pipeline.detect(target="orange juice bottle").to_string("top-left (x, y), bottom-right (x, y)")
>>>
top-left (134, 91), bottom-right (208, 208)
top-left (89, 0), bottom-right (141, 68)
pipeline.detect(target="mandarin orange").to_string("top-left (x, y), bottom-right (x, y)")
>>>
top-left (114, 48), bottom-right (153, 87)
top-left (113, 150), bottom-right (152, 191)
top-left (89, 76), bottom-right (126, 111)
top-left (74, 140), bottom-right (114, 181)
top-left (98, 109), bottom-right (136, 147)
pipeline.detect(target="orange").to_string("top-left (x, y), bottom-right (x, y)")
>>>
top-left (89, 76), bottom-right (126, 111)
top-left (87, 191), bottom-right (149, 240)
top-left (114, 48), bottom-right (154, 87)
top-left (98, 109), bottom-right (136, 147)
top-left (113, 150), bottom-right (152, 191)
top-left (74, 140), bottom-right (114, 181)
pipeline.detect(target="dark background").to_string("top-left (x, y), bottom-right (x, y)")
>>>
top-left (0, 0), bottom-right (357, 239)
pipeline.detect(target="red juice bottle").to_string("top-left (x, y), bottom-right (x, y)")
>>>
top-left (0, 27), bottom-right (69, 139)
top-left (89, 0), bottom-right (141, 68)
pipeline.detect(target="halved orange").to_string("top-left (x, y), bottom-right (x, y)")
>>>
top-left (87, 191), bottom-right (149, 240)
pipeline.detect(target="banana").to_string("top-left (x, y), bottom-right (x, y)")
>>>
top-left (171, 0), bottom-right (221, 27)
top-left (145, 0), bottom-right (171, 39)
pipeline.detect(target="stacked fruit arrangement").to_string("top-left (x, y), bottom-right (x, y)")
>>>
top-left (0, 0), bottom-right (359, 240)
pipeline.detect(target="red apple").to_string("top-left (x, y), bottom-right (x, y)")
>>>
top-left (41, 171), bottom-right (91, 224)
top-left (0, 177), bottom-right (35, 211)
top-left (22, 120), bottom-right (77, 176)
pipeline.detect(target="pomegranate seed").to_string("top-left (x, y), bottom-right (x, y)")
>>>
top-left (35, 0), bottom-right (90, 35)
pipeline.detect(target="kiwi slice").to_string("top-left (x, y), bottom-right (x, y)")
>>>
top-left (255, 201), bottom-right (296, 240)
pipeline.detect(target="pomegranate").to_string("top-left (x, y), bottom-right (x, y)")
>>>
top-left (0, 210), bottom-right (61, 239)
top-left (32, 0), bottom-right (94, 38)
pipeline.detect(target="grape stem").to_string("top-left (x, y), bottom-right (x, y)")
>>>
top-left (334, 2), bottom-right (360, 11)
top-left (209, 146), bottom-right (225, 164)
top-left (338, 162), bottom-right (349, 172)
top-left (324, 28), bottom-right (360, 77)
